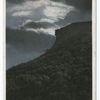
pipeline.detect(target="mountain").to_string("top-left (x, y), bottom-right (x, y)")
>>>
top-left (6, 28), bottom-right (55, 68)
top-left (6, 22), bottom-right (92, 100)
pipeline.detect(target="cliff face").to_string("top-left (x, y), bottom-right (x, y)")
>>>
top-left (7, 22), bottom-right (92, 100)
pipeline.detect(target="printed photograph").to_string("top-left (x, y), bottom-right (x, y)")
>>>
top-left (6, 0), bottom-right (92, 100)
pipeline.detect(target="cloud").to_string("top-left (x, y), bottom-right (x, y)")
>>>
top-left (66, 0), bottom-right (92, 11)
top-left (7, 0), bottom-right (92, 29)
top-left (7, 0), bottom-right (39, 4)
top-left (7, 0), bottom-right (91, 11)
top-left (55, 10), bottom-right (91, 27)
top-left (43, 5), bottom-right (73, 21)
top-left (19, 19), bottom-right (59, 35)
top-left (50, 0), bottom-right (92, 27)
top-left (39, 18), bottom-right (56, 23)
top-left (21, 20), bottom-right (56, 29)
top-left (25, 28), bottom-right (56, 35)
top-left (12, 11), bottom-right (32, 16)
top-left (52, 0), bottom-right (92, 11)
top-left (7, 0), bottom-right (74, 28)
top-left (7, 0), bottom-right (25, 4)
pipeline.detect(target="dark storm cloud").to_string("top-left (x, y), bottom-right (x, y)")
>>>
top-left (52, 0), bottom-right (92, 11)
top-left (7, 0), bottom-right (38, 4)
top-left (22, 21), bottom-right (55, 29)
top-left (7, 0), bottom-right (25, 4)
top-left (7, 0), bottom-right (91, 11)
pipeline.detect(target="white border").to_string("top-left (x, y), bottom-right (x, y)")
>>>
top-left (0, 0), bottom-right (6, 99)
top-left (0, 0), bottom-right (4, 98)
top-left (97, 0), bottom-right (100, 100)
top-left (92, 0), bottom-right (96, 100)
